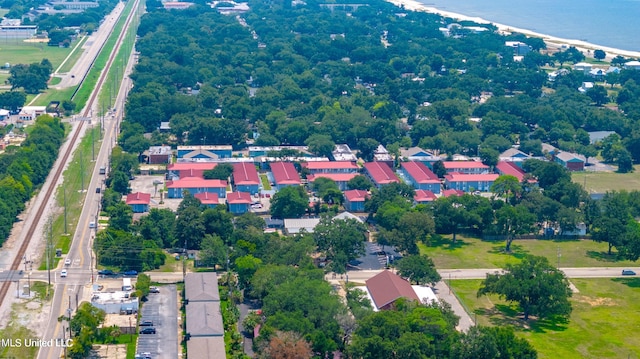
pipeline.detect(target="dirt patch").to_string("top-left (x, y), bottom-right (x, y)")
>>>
top-left (574, 295), bottom-right (616, 306)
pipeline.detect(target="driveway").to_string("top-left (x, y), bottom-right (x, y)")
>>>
top-left (136, 285), bottom-right (178, 359)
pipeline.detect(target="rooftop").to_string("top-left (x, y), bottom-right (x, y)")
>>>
top-left (168, 163), bottom-right (218, 171)
top-left (185, 272), bottom-right (220, 302)
top-left (233, 162), bottom-right (260, 185)
top-left (227, 191), bottom-right (252, 204)
top-left (307, 173), bottom-right (358, 182)
top-left (167, 177), bottom-right (227, 188)
top-left (495, 161), bottom-right (526, 181)
top-left (400, 161), bottom-right (440, 184)
top-left (414, 189), bottom-right (437, 202)
top-left (444, 173), bottom-right (500, 182)
top-left (270, 162), bottom-right (301, 185)
top-left (194, 192), bottom-right (219, 204)
top-left (186, 301), bottom-right (224, 336)
top-left (365, 270), bottom-right (419, 309)
top-left (125, 192), bottom-right (151, 205)
top-left (344, 189), bottom-right (369, 202)
top-left (363, 162), bottom-right (399, 185)
top-left (442, 161), bottom-right (489, 169)
top-left (301, 161), bottom-right (358, 171)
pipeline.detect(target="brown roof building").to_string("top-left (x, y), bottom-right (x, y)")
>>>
top-left (365, 270), bottom-right (419, 310)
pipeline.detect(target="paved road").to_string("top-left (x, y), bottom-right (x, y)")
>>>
top-left (137, 285), bottom-right (178, 359)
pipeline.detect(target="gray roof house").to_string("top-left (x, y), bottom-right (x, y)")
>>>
top-left (186, 301), bottom-right (224, 337)
top-left (185, 272), bottom-right (220, 302)
top-left (187, 337), bottom-right (226, 359)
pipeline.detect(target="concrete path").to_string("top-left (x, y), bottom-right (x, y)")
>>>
top-left (433, 280), bottom-right (475, 332)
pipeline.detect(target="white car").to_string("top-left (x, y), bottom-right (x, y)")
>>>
top-left (60, 269), bottom-right (67, 278)
top-left (64, 258), bottom-right (71, 266)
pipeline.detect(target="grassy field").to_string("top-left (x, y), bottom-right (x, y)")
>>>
top-left (260, 174), bottom-right (272, 190)
top-left (450, 278), bottom-right (640, 359)
top-left (419, 235), bottom-right (637, 269)
top-left (57, 35), bottom-right (88, 74)
top-left (572, 165), bottom-right (640, 192)
top-left (0, 40), bottom-right (78, 69)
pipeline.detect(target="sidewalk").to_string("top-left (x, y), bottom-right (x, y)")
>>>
top-left (433, 280), bottom-right (475, 332)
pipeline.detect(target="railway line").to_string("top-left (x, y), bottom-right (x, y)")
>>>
top-left (0, 0), bottom-right (139, 312)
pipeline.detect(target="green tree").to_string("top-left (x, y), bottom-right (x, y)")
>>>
top-left (305, 134), bottom-right (335, 158)
top-left (357, 138), bottom-right (380, 162)
top-left (108, 201), bottom-right (133, 232)
top-left (591, 192), bottom-right (632, 255)
top-left (199, 234), bottom-right (227, 267)
top-left (451, 326), bottom-right (538, 359)
top-left (174, 206), bottom-right (205, 249)
top-left (347, 175), bottom-right (373, 191)
top-left (478, 255), bottom-right (572, 321)
top-left (313, 217), bottom-right (367, 273)
top-left (203, 163), bottom-right (234, 180)
top-left (593, 49), bottom-right (606, 61)
top-left (587, 85), bottom-right (609, 106)
top-left (494, 204), bottom-right (536, 252)
top-left (312, 177), bottom-right (343, 204)
top-left (270, 186), bottom-right (309, 219)
top-left (136, 273), bottom-right (151, 298)
top-left (490, 175), bottom-right (523, 204)
top-left (396, 255), bottom-right (440, 286)
top-left (234, 254), bottom-right (262, 288)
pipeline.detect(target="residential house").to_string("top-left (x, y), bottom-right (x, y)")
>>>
top-left (301, 161), bottom-right (359, 175)
top-left (554, 151), bottom-right (585, 171)
top-left (306, 173), bottom-right (357, 191)
top-left (147, 145), bottom-right (172, 164)
top-left (159, 122), bottom-right (171, 132)
top-left (444, 173), bottom-right (499, 192)
top-left (589, 67), bottom-right (605, 80)
top-left (166, 177), bottom-right (227, 198)
top-left (248, 145), bottom-right (311, 157)
top-left (0, 109), bottom-right (9, 120)
top-left (365, 270), bottom-right (420, 311)
top-left (18, 106), bottom-right (46, 121)
top-left (573, 62), bottom-right (593, 74)
top-left (400, 161), bottom-right (441, 193)
top-left (344, 190), bottom-right (369, 212)
top-left (624, 60), bottom-right (640, 70)
top-left (194, 192), bottom-right (219, 208)
top-left (185, 272), bottom-right (220, 302)
top-left (232, 162), bottom-right (260, 194)
top-left (547, 68), bottom-right (569, 82)
top-left (442, 161), bottom-right (489, 174)
top-left (363, 162), bottom-right (400, 188)
top-left (373, 144), bottom-right (394, 167)
top-left (331, 144), bottom-right (358, 161)
top-left (283, 218), bottom-right (321, 235)
top-left (176, 145), bottom-right (232, 160)
top-left (505, 41), bottom-right (531, 56)
top-left (414, 189), bottom-right (437, 204)
top-left (270, 162), bottom-right (301, 190)
top-left (226, 192), bottom-right (252, 214)
top-left (499, 148), bottom-right (531, 167)
top-left (167, 163), bottom-right (217, 180)
top-left (578, 81), bottom-right (594, 93)
top-left (333, 211), bottom-right (365, 223)
top-left (125, 192), bottom-right (151, 213)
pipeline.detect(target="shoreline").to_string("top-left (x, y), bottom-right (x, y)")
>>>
top-left (387, 0), bottom-right (640, 61)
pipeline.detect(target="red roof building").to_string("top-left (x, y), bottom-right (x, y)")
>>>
top-left (442, 189), bottom-right (465, 197)
top-left (168, 163), bottom-right (217, 180)
top-left (233, 162), bottom-right (260, 194)
top-left (444, 173), bottom-right (499, 193)
top-left (442, 161), bottom-right (489, 174)
top-left (400, 161), bottom-right (441, 193)
top-left (125, 192), bottom-right (151, 205)
top-left (414, 190), bottom-right (437, 203)
top-left (365, 270), bottom-right (420, 310)
top-left (194, 192), bottom-right (220, 206)
top-left (495, 161), bottom-right (529, 182)
top-left (306, 173), bottom-right (358, 190)
top-left (344, 189), bottom-right (369, 212)
top-left (363, 162), bottom-right (399, 188)
top-left (270, 162), bottom-right (301, 188)
top-left (227, 191), bottom-right (252, 204)
top-left (166, 177), bottom-right (227, 198)
top-left (301, 161), bottom-right (359, 174)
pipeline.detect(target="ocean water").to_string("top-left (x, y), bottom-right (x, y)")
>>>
top-left (419, 0), bottom-right (640, 52)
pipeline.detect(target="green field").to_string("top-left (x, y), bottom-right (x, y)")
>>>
top-left (0, 41), bottom-right (78, 69)
top-left (572, 165), bottom-right (640, 193)
top-left (450, 278), bottom-right (640, 359)
top-left (419, 235), bottom-right (637, 269)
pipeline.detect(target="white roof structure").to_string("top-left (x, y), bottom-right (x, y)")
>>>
top-left (283, 218), bottom-right (321, 234)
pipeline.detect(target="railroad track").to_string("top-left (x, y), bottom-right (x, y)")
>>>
top-left (0, 0), bottom-right (138, 308)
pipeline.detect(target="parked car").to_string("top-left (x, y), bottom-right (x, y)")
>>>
top-left (140, 327), bottom-right (156, 334)
top-left (622, 269), bottom-right (636, 276)
top-left (139, 320), bottom-right (153, 327)
top-left (123, 270), bottom-right (138, 276)
top-left (149, 286), bottom-right (160, 293)
top-left (60, 269), bottom-right (67, 278)
top-left (64, 258), bottom-right (71, 266)
top-left (98, 269), bottom-right (115, 276)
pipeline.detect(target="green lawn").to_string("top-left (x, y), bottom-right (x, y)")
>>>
top-left (419, 235), bottom-right (637, 269)
top-left (260, 174), bottom-right (272, 190)
top-left (0, 40), bottom-right (78, 69)
top-left (572, 165), bottom-right (640, 192)
top-left (450, 278), bottom-right (640, 359)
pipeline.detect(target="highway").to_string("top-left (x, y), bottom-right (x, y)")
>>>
top-left (37, 1), bottom-right (139, 358)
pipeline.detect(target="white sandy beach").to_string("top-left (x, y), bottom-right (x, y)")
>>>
top-left (387, 0), bottom-right (640, 60)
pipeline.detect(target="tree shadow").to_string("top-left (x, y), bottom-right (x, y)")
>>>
top-left (487, 244), bottom-right (530, 260)
top-left (478, 304), bottom-right (568, 333)
top-left (611, 277), bottom-right (640, 288)
top-left (428, 235), bottom-right (471, 251)
top-left (586, 250), bottom-right (622, 263)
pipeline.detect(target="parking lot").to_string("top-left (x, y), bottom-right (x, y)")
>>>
top-left (136, 285), bottom-right (178, 359)
top-left (349, 242), bottom-right (402, 270)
